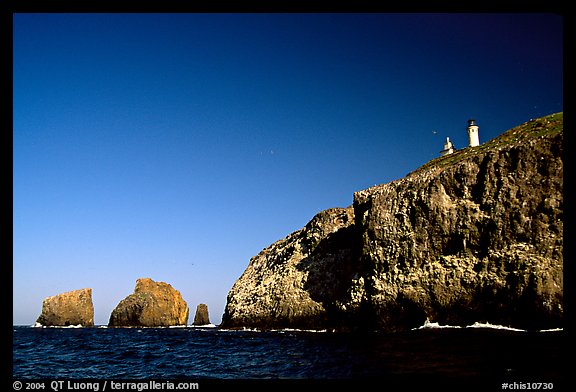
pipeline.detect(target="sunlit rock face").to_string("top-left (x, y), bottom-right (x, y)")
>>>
top-left (222, 113), bottom-right (563, 332)
top-left (222, 206), bottom-right (360, 330)
top-left (36, 288), bottom-right (95, 327)
top-left (109, 278), bottom-right (189, 327)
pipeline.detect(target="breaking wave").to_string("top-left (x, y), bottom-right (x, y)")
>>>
top-left (32, 323), bottom-right (84, 328)
top-left (413, 319), bottom-right (563, 332)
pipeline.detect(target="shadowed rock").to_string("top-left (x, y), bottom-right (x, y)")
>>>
top-left (193, 303), bottom-right (211, 326)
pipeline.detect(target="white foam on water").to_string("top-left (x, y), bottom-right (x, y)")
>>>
top-left (465, 322), bottom-right (526, 332)
top-left (218, 327), bottom-right (262, 332)
top-left (539, 328), bottom-right (563, 332)
top-left (414, 319), bottom-right (562, 333)
top-left (413, 319), bottom-right (462, 330)
top-left (218, 327), bottom-right (331, 333)
top-left (273, 328), bottom-right (331, 333)
top-left (413, 319), bottom-right (525, 331)
top-left (109, 325), bottom-right (190, 329)
top-left (31, 323), bottom-right (85, 328)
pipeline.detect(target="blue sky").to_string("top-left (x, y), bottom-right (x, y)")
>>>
top-left (13, 13), bottom-right (563, 325)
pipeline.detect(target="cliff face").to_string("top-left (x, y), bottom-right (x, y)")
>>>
top-left (222, 207), bottom-right (359, 329)
top-left (36, 288), bottom-right (94, 327)
top-left (222, 113), bottom-right (563, 332)
top-left (109, 278), bottom-right (189, 327)
top-left (354, 113), bottom-right (563, 331)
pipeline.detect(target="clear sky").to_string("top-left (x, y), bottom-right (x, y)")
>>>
top-left (13, 13), bottom-right (563, 325)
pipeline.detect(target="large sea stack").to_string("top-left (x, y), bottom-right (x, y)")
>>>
top-left (109, 278), bottom-right (189, 327)
top-left (222, 113), bottom-right (563, 332)
top-left (36, 288), bottom-right (94, 327)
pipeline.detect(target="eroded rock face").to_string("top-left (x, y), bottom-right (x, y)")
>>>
top-left (222, 113), bottom-right (563, 332)
top-left (222, 206), bottom-right (360, 330)
top-left (108, 278), bottom-right (189, 327)
top-left (193, 304), bottom-right (211, 326)
top-left (36, 288), bottom-right (94, 327)
top-left (354, 118), bottom-right (563, 332)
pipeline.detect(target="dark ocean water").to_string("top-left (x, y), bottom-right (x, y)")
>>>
top-left (13, 325), bottom-right (566, 389)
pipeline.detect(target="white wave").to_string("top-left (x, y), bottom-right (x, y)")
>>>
top-left (218, 326), bottom-right (331, 333)
top-left (539, 328), bottom-right (563, 332)
top-left (412, 319), bottom-right (522, 331)
top-left (108, 325), bottom-right (190, 329)
top-left (413, 319), bottom-right (462, 330)
top-left (414, 319), bottom-right (562, 333)
top-left (218, 327), bottom-right (261, 332)
top-left (273, 328), bottom-right (331, 333)
top-left (97, 325), bottom-right (108, 329)
top-left (466, 322), bottom-right (526, 332)
top-left (31, 323), bottom-right (85, 328)
top-left (190, 324), bottom-right (217, 328)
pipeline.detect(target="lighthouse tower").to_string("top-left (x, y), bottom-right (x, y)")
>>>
top-left (467, 119), bottom-right (480, 147)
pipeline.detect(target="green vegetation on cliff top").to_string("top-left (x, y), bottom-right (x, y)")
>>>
top-left (409, 112), bottom-right (563, 177)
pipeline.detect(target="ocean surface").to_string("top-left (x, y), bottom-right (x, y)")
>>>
top-left (13, 323), bottom-right (565, 389)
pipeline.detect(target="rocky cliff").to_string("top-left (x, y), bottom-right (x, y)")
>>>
top-left (36, 288), bottom-right (94, 327)
top-left (108, 278), bottom-right (189, 327)
top-left (221, 113), bottom-right (563, 332)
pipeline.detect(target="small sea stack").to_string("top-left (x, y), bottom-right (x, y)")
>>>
top-left (36, 288), bottom-right (94, 327)
top-left (108, 278), bottom-right (189, 327)
top-left (193, 303), bottom-right (211, 326)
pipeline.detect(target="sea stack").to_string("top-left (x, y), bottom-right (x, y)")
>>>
top-left (108, 278), bottom-right (189, 327)
top-left (222, 113), bottom-right (563, 332)
top-left (193, 303), bottom-right (211, 326)
top-left (36, 288), bottom-right (94, 327)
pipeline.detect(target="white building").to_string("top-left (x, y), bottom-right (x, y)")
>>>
top-left (439, 119), bottom-right (481, 157)
top-left (440, 137), bottom-right (455, 156)
top-left (467, 119), bottom-right (480, 147)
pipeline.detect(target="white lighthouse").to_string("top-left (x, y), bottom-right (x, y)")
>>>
top-left (467, 119), bottom-right (480, 147)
